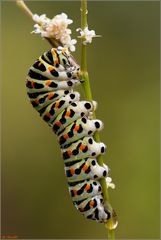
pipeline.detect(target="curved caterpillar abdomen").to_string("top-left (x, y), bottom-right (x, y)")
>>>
top-left (26, 47), bottom-right (112, 223)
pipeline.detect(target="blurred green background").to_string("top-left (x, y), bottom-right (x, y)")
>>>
top-left (1, 1), bottom-right (160, 239)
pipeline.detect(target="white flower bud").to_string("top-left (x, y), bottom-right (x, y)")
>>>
top-left (32, 12), bottom-right (77, 51)
top-left (77, 26), bottom-right (100, 45)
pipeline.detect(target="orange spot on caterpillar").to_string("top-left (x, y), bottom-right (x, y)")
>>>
top-left (47, 93), bottom-right (54, 100)
top-left (48, 66), bottom-right (55, 72)
top-left (65, 111), bottom-right (71, 117)
top-left (46, 113), bottom-right (52, 118)
top-left (54, 58), bottom-right (59, 65)
top-left (85, 185), bottom-right (90, 191)
top-left (70, 168), bottom-right (75, 175)
top-left (34, 99), bottom-right (39, 104)
top-left (55, 101), bottom-right (59, 109)
top-left (74, 125), bottom-right (80, 132)
top-left (51, 48), bottom-right (57, 57)
top-left (31, 81), bottom-right (35, 88)
top-left (63, 134), bottom-right (68, 139)
top-left (45, 81), bottom-right (51, 86)
top-left (90, 200), bottom-right (95, 207)
top-left (79, 144), bottom-right (86, 151)
top-left (82, 164), bottom-right (88, 171)
top-left (55, 121), bottom-right (61, 126)
top-left (67, 150), bottom-right (72, 156)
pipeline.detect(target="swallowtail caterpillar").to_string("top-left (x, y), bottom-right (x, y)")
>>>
top-left (26, 47), bottom-right (116, 223)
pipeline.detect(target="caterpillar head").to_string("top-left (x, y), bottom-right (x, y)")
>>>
top-left (57, 47), bottom-right (80, 79)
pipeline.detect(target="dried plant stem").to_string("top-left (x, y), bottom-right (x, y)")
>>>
top-left (80, 0), bottom-right (116, 239)
top-left (16, 0), bottom-right (61, 48)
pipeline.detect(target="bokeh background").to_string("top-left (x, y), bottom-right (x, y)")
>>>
top-left (1, 1), bottom-right (160, 239)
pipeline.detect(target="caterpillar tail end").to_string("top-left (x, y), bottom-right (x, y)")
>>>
top-left (105, 209), bottom-right (118, 230)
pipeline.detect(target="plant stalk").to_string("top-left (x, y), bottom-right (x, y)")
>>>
top-left (80, 0), bottom-right (116, 239)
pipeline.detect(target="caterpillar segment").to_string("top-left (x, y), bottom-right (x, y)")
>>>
top-left (26, 47), bottom-right (115, 224)
top-left (58, 117), bottom-right (103, 147)
top-left (73, 195), bottom-right (110, 222)
top-left (69, 179), bottom-right (103, 201)
top-left (61, 136), bottom-right (106, 162)
top-left (65, 158), bottom-right (109, 182)
top-left (28, 90), bottom-right (71, 111)
top-left (39, 92), bottom-right (80, 124)
top-left (52, 101), bottom-right (93, 134)
top-left (26, 77), bottom-right (81, 93)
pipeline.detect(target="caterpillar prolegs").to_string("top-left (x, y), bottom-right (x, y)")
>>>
top-left (26, 47), bottom-right (114, 223)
